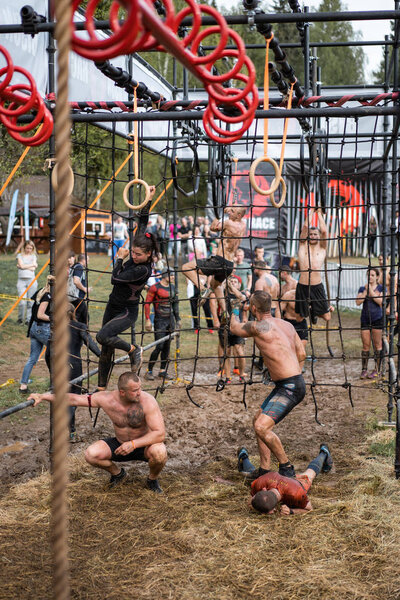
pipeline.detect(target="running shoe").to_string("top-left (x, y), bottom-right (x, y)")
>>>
top-left (278, 463), bottom-right (296, 478)
top-left (319, 444), bottom-right (334, 473)
top-left (244, 466), bottom-right (270, 483)
top-left (131, 346), bottom-right (143, 373)
top-left (360, 370), bottom-right (368, 380)
top-left (225, 377), bottom-right (232, 385)
top-left (237, 447), bottom-right (256, 475)
top-left (238, 376), bottom-right (245, 384)
top-left (199, 287), bottom-right (212, 306)
top-left (69, 431), bottom-right (80, 443)
top-left (158, 371), bottom-right (173, 380)
top-left (208, 329), bottom-right (214, 334)
top-left (367, 370), bottom-right (378, 379)
top-left (144, 371), bottom-right (155, 381)
top-left (146, 477), bottom-right (163, 494)
top-left (233, 368), bottom-right (240, 376)
top-left (108, 467), bottom-right (127, 488)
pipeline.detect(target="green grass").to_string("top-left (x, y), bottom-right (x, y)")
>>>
top-left (369, 438), bottom-right (395, 457)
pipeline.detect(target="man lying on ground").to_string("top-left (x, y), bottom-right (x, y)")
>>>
top-left (250, 445), bottom-right (333, 515)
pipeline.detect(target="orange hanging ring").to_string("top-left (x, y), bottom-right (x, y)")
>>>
top-left (270, 176), bottom-right (286, 209)
top-left (249, 156), bottom-right (281, 196)
top-left (51, 163), bottom-right (74, 197)
top-left (123, 178), bottom-right (151, 211)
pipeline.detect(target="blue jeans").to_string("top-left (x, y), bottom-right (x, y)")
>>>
top-left (21, 321), bottom-right (51, 384)
top-left (112, 239), bottom-right (126, 259)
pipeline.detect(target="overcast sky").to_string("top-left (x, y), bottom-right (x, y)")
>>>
top-left (217, 1), bottom-right (395, 80)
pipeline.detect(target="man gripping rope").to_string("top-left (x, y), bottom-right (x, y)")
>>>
top-left (230, 290), bottom-right (306, 479)
top-left (182, 206), bottom-right (246, 321)
top-left (296, 207), bottom-right (334, 324)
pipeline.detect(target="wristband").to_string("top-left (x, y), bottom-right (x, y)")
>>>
top-left (131, 440), bottom-right (135, 450)
top-left (289, 508), bottom-right (294, 515)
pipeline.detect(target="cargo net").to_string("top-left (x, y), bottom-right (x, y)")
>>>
top-left (65, 110), bottom-right (399, 423)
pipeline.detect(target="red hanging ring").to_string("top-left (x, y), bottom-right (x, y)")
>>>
top-left (189, 5), bottom-right (229, 65)
top-left (192, 28), bottom-right (245, 84)
top-left (174, 0), bottom-right (202, 48)
top-left (0, 69), bottom-right (38, 116)
top-left (1, 89), bottom-right (45, 132)
top-left (206, 54), bottom-right (256, 104)
top-left (0, 46), bottom-right (14, 93)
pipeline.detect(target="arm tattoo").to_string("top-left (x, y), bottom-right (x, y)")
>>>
top-left (257, 321), bottom-right (271, 333)
top-left (243, 322), bottom-right (253, 335)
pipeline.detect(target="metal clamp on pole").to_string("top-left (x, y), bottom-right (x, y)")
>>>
top-left (20, 5), bottom-right (46, 37)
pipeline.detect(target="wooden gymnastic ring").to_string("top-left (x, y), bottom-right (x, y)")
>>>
top-left (123, 179), bottom-right (151, 211)
top-left (270, 177), bottom-right (287, 209)
top-left (249, 156), bottom-right (281, 196)
top-left (51, 163), bottom-right (74, 197)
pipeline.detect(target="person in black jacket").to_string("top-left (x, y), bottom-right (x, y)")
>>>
top-left (96, 186), bottom-right (158, 390)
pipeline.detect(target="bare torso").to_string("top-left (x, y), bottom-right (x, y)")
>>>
top-left (256, 274), bottom-right (280, 311)
top-left (100, 390), bottom-right (155, 443)
top-left (217, 219), bottom-right (246, 262)
top-left (281, 289), bottom-right (302, 321)
top-left (250, 317), bottom-right (302, 380)
top-left (298, 243), bottom-right (326, 286)
top-left (280, 278), bottom-right (297, 296)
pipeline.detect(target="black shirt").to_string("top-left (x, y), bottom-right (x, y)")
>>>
top-left (108, 258), bottom-right (152, 307)
top-left (72, 263), bottom-right (86, 299)
top-left (27, 290), bottom-right (51, 336)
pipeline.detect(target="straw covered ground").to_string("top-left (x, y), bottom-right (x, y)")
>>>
top-left (1, 254), bottom-right (400, 598)
top-left (1, 370), bottom-right (400, 599)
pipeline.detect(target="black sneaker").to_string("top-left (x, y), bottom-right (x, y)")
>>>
top-left (237, 447), bottom-right (256, 475)
top-left (146, 477), bottom-right (163, 494)
top-left (244, 466), bottom-right (270, 483)
top-left (131, 346), bottom-right (143, 373)
top-left (320, 444), bottom-right (333, 473)
top-left (108, 467), bottom-right (127, 488)
top-left (158, 371), bottom-right (173, 381)
top-left (278, 463), bottom-right (296, 478)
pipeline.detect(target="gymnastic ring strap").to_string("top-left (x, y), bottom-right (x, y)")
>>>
top-left (171, 141), bottom-right (200, 198)
top-left (123, 178), bottom-right (151, 210)
top-left (299, 133), bottom-right (309, 194)
top-left (249, 156), bottom-right (281, 197)
top-left (51, 162), bottom-right (74, 197)
top-left (270, 176), bottom-right (287, 209)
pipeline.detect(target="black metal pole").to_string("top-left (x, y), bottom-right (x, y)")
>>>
top-left (0, 11), bottom-right (399, 34)
top-left (63, 106), bottom-right (400, 122)
top-left (47, 0), bottom-right (55, 463)
top-left (303, 6), bottom-right (310, 98)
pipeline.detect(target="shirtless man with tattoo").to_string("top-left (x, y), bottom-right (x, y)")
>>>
top-left (253, 261), bottom-right (281, 318)
top-left (29, 372), bottom-right (167, 493)
top-left (182, 206), bottom-right (247, 318)
top-left (296, 207), bottom-right (333, 323)
top-left (230, 290), bottom-right (306, 479)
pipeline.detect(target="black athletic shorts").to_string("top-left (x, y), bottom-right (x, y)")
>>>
top-left (102, 437), bottom-right (148, 462)
top-left (284, 317), bottom-right (308, 341)
top-left (261, 374), bottom-right (306, 424)
top-left (218, 326), bottom-right (244, 348)
top-left (295, 282), bottom-right (330, 320)
top-left (196, 255), bottom-right (234, 283)
top-left (361, 318), bottom-right (383, 330)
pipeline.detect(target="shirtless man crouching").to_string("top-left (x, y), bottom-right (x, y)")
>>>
top-left (296, 207), bottom-right (334, 324)
top-left (182, 206), bottom-right (246, 320)
top-left (29, 372), bottom-right (167, 493)
top-left (230, 290), bottom-right (306, 479)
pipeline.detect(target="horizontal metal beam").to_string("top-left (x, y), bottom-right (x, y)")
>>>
top-left (0, 11), bottom-right (398, 35)
top-left (64, 105), bottom-right (400, 122)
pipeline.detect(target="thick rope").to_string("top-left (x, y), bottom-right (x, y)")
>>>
top-left (51, 0), bottom-right (72, 597)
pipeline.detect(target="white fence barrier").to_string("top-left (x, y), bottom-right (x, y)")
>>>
top-left (326, 262), bottom-right (367, 311)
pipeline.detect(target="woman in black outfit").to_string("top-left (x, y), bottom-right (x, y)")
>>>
top-left (96, 186), bottom-right (158, 389)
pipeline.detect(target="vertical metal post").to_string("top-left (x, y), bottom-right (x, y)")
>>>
top-left (303, 6), bottom-right (310, 97)
top-left (172, 58), bottom-right (179, 298)
top-left (390, 1), bottom-right (400, 478)
top-left (127, 55), bottom-right (136, 349)
top-left (47, 0), bottom-right (56, 460)
top-left (382, 35), bottom-right (392, 418)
